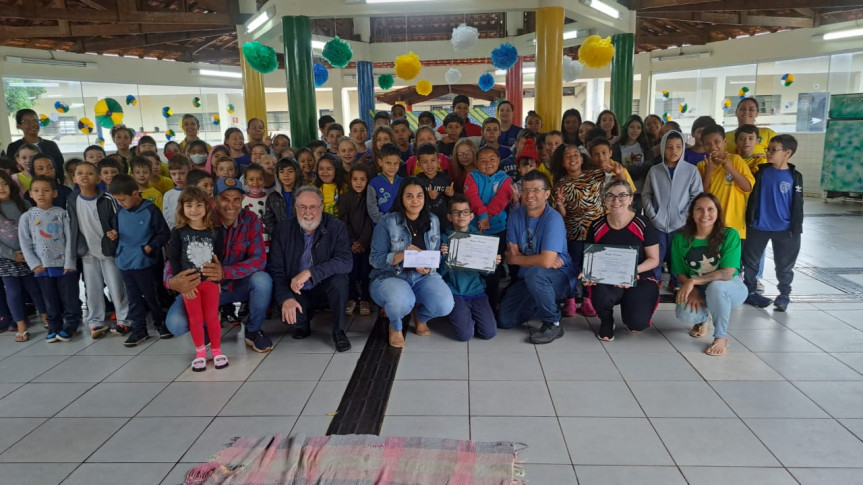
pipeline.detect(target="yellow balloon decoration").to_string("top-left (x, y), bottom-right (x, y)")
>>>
top-left (578, 35), bottom-right (615, 69)
top-left (415, 79), bottom-right (433, 96)
top-left (394, 51), bottom-right (422, 81)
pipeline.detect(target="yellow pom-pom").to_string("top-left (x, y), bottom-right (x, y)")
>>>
top-left (415, 79), bottom-right (433, 96)
top-left (394, 51), bottom-right (422, 81)
top-left (578, 35), bottom-right (615, 69)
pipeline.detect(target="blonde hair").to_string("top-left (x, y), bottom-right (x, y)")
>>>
top-left (174, 186), bottom-right (215, 230)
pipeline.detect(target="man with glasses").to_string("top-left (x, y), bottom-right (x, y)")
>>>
top-left (268, 186), bottom-right (353, 351)
top-left (497, 171), bottom-right (578, 344)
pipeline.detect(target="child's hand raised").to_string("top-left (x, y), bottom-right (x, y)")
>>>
top-left (428, 185), bottom-right (439, 200)
top-left (445, 183), bottom-right (454, 197)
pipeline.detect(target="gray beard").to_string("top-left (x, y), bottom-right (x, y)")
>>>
top-left (299, 219), bottom-right (320, 233)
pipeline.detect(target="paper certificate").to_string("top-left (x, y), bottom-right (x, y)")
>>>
top-left (445, 232), bottom-right (499, 274)
top-left (582, 244), bottom-right (639, 287)
top-left (403, 250), bottom-right (441, 269)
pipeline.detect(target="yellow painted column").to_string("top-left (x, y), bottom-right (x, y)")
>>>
top-left (240, 48), bottom-right (268, 131)
top-left (535, 6), bottom-right (564, 132)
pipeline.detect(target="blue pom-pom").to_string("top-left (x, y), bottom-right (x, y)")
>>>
top-left (491, 43), bottom-right (518, 70)
top-left (314, 63), bottom-right (328, 87)
top-left (478, 73), bottom-right (495, 92)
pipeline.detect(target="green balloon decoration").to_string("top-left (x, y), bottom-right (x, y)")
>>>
top-left (322, 36), bottom-right (353, 69)
top-left (242, 41), bottom-right (278, 74)
top-left (378, 74), bottom-right (394, 91)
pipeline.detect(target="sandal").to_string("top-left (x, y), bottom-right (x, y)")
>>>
top-left (213, 354), bottom-right (229, 370)
top-left (191, 357), bottom-right (207, 372)
top-left (14, 331), bottom-right (30, 342)
top-left (705, 341), bottom-right (729, 356)
top-left (689, 323), bottom-right (708, 338)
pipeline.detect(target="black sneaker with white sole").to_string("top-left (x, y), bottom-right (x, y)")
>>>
top-left (530, 322), bottom-right (564, 344)
top-left (123, 330), bottom-right (150, 347)
top-left (154, 323), bottom-right (173, 339)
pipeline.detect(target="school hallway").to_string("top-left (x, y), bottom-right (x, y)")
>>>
top-left (0, 198), bottom-right (862, 484)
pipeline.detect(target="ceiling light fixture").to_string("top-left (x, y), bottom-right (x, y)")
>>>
top-left (495, 67), bottom-right (536, 75)
top-left (581, 0), bottom-right (620, 19)
top-left (366, 0), bottom-right (429, 3)
top-left (5, 56), bottom-right (97, 68)
top-left (311, 40), bottom-right (326, 50)
top-left (245, 10), bottom-right (271, 34)
top-left (197, 69), bottom-right (243, 79)
top-left (823, 27), bottom-right (863, 40)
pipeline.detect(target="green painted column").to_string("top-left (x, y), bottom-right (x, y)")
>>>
top-left (610, 33), bottom-right (635, 123)
top-left (283, 16), bottom-right (317, 147)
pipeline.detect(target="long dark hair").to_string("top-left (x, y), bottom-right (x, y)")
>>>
top-left (561, 109), bottom-right (582, 145)
top-left (550, 144), bottom-right (596, 182)
top-left (390, 176), bottom-right (430, 222)
top-left (596, 110), bottom-right (620, 138)
top-left (0, 170), bottom-right (28, 219)
top-left (619, 115), bottom-right (652, 154)
top-left (312, 154), bottom-right (348, 194)
top-left (681, 193), bottom-right (727, 260)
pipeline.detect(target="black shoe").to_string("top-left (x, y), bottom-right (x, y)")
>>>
top-left (598, 321), bottom-right (615, 341)
top-left (123, 329), bottom-right (150, 347)
top-left (221, 305), bottom-right (242, 327)
top-left (154, 323), bottom-right (173, 339)
top-left (745, 292), bottom-right (772, 308)
top-left (530, 322), bottom-right (564, 344)
top-left (244, 329), bottom-right (273, 352)
top-left (333, 330), bottom-right (351, 352)
top-left (292, 327), bottom-right (311, 340)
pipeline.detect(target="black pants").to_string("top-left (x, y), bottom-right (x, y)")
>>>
top-left (482, 230), bottom-right (507, 313)
top-left (743, 227), bottom-right (801, 296)
top-left (591, 276), bottom-right (660, 335)
top-left (37, 273), bottom-right (82, 334)
top-left (292, 273), bottom-right (348, 333)
top-left (349, 250), bottom-right (371, 301)
top-left (121, 267), bottom-right (164, 332)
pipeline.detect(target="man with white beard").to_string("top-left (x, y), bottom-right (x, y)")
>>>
top-left (268, 186), bottom-right (354, 352)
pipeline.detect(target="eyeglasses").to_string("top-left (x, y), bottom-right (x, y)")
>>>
top-left (456, 151), bottom-right (472, 157)
top-left (603, 193), bottom-right (632, 202)
top-left (296, 204), bottom-right (322, 213)
top-left (765, 147), bottom-right (788, 154)
top-left (449, 209), bottom-right (471, 216)
top-left (522, 187), bottom-right (548, 194)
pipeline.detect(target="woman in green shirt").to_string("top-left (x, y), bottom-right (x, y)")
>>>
top-left (671, 193), bottom-right (748, 356)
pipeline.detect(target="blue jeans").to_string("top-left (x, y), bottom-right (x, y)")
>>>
top-left (498, 266), bottom-right (571, 329)
top-left (449, 294), bottom-right (497, 341)
top-left (166, 271), bottom-right (273, 336)
top-left (675, 276), bottom-right (748, 339)
top-left (2, 274), bottom-right (45, 323)
top-left (655, 230), bottom-right (678, 286)
top-left (370, 271), bottom-right (454, 331)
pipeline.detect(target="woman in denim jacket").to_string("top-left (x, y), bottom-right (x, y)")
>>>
top-left (370, 177), bottom-right (455, 348)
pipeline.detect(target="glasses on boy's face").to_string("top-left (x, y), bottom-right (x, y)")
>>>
top-left (603, 193), bottom-right (632, 202)
top-left (449, 209), bottom-right (471, 217)
top-left (765, 147), bottom-right (788, 154)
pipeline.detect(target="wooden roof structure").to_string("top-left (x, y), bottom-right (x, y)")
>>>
top-left (375, 83), bottom-right (506, 105)
top-left (0, 1), bottom-right (861, 65)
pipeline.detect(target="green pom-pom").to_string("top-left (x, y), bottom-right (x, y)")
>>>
top-left (322, 36), bottom-right (353, 69)
top-left (378, 74), bottom-right (394, 90)
top-left (242, 41), bottom-right (278, 74)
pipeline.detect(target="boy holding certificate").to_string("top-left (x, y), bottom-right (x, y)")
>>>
top-left (439, 195), bottom-right (500, 341)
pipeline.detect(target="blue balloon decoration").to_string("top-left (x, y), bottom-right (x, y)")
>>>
top-left (478, 73), bottom-right (495, 92)
top-left (314, 63), bottom-right (328, 87)
top-left (491, 43), bottom-right (518, 70)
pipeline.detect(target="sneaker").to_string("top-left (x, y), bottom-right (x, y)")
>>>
top-left (90, 325), bottom-right (109, 339)
top-left (45, 332), bottom-right (60, 343)
top-left (333, 330), bottom-right (351, 352)
top-left (123, 329), bottom-right (150, 347)
top-left (562, 298), bottom-right (577, 317)
top-left (221, 305), bottom-right (241, 327)
top-left (774, 294), bottom-right (790, 312)
top-left (578, 298), bottom-right (597, 317)
top-left (244, 329), bottom-right (273, 353)
top-left (598, 321), bottom-right (614, 341)
top-left (345, 300), bottom-right (357, 315)
top-left (745, 292), bottom-right (772, 308)
top-left (292, 327), bottom-right (311, 340)
top-left (359, 301), bottom-right (371, 316)
top-left (56, 330), bottom-right (74, 342)
top-left (111, 323), bottom-right (131, 336)
top-left (154, 323), bottom-right (173, 339)
top-left (530, 322), bottom-right (564, 344)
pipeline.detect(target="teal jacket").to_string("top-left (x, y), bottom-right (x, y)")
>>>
top-left (439, 230), bottom-right (487, 297)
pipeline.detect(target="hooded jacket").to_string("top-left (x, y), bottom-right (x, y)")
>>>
top-left (115, 199), bottom-right (171, 271)
top-left (66, 188), bottom-right (118, 258)
top-left (641, 131), bottom-right (703, 233)
top-left (263, 158), bottom-right (301, 238)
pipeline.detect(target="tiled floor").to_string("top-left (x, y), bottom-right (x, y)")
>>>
top-left (1, 199), bottom-right (863, 484)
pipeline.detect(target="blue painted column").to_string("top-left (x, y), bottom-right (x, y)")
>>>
top-left (357, 61), bottom-right (375, 129)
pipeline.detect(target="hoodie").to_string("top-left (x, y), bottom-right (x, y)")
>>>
top-left (115, 199), bottom-right (171, 271)
top-left (641, 131), bottom-right (703, 233)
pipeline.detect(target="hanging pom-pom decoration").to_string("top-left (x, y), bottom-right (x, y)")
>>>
top-left (578, 35), bottom-right (615, 69)
top-left (394, 51), bottom-right (422, 81)
top-left (562, 56), bottom-right (583, 83)
top-left (211, 114), bottom-right (221, 126)
top-left (192, 97), bottom-right (201, 108)
top-left (445, 68), bottom-right (462, 85)
top-left (378, 74), bottom-right (394, 91)
top-left (415, 79), bottom-right (433, 96)
top-left (227, 104), bottom-right (235, 114)
top-left (478, 73), bottom-right (495, 92)
top-left (94, 98), bottom-right (124, 128)
top-left (451, 23), bottom-right (479, 52)
top-left (125, 95), bottom-right (137, 106)
top-left (165, 129), bottom-right (176, 140)
top-left (662, 112), bottom-right (672, 122)
top-left (78, 117), bottom-right (94, 134)
top-left (242, 41), bottom-right (278, 74)
top-left (781, 73), bottom-right (794, 87)
top-left (662, 90), bottom-right (670, 99)
top-left (96, 136), bottom-right (105, 147)
top-left (39, 114), bottom-right (51, 127)
top-left (491, 43), bottom-right (518, 71)
top-left (738, 86), bottom-right (750, 99)
top-left (321, 36), bottom-right (353, 68)
top-left (722, 99), bottom-right (732, 111)
top-left (49, 112), bottom-right (60, 123)
top-left (162, 107), bottom-right (173, 119)
top-left (679, 103), bottom-right (688, 114)
top-left (54, 101), bottom-right (69, 113)
top-left (313, 63), bottom-right (329, 87)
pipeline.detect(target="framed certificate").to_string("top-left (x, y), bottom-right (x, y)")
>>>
top-left (445, 232), bottom-right (499, 274)
top-left (582, 244), bottom-right (639, 287)
top-left (403, 250), bottom-right (441, 269)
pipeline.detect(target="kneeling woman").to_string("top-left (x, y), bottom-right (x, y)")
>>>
top-left (584, 180), bottom-right (660, 341)
top-left (369, 178), bottom-right (455, 348)
top-left (672, 193), bottom-right (748, 356)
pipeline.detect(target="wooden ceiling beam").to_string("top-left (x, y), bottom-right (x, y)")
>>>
top-left (2, 4), bottom-right (231, 25)
top-left (636, 32), bottom-right (706, 45)
top-left (629, 0), bottom-right (721, 9)
top-left (76, 0), bottom-right (110, 10)
top-left (641, 0), bottom-right (863, 12)
top-left (70, 22), bottom-right (232, 36)
top-left (640, 11), bottom-right (814, 28)
top-left (80, 29), bottom-right (233, 51)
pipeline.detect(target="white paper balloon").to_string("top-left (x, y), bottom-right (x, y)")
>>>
top-left (48, 112), bottom-right (60, 122)
top-left (563, 56), bottom-right (583, 83)
top-left (451, 23), bottom-right (479, 52)
top-left (445, 68), bottom-right (462, 84)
